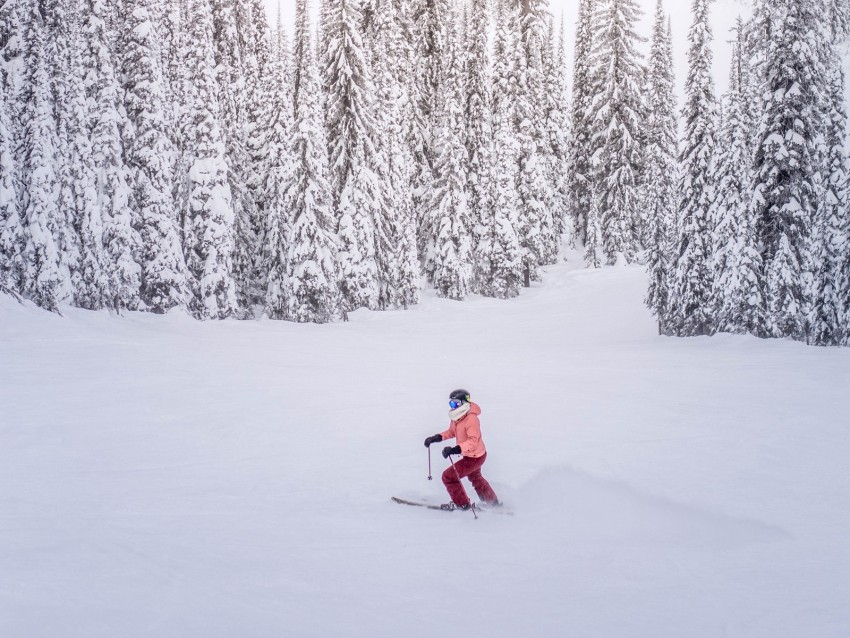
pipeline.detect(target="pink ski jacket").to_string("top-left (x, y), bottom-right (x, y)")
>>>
top-left (440, 402), bottom-right (487, 458)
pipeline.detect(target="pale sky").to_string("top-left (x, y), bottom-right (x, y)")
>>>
top-left (262, 0), bottom-right (756, 100)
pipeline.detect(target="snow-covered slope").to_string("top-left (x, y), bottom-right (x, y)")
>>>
top-left (1, 257), bottom-right (848, 637)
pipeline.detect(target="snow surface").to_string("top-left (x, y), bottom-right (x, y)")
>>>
top-left (2, 257), bottom-right (849, 637)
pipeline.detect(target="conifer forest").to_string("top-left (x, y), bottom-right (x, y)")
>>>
top-left (1, 0), bottom-right (849, 346)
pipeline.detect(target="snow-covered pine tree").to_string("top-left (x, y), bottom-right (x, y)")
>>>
top-left (270, 4), bottom-right (291, 118)
top-left (0, 0), bottom-right (18, 53)
top-left (827, 0), bottom-right (850, 346)
top-left (424, 5), bottom-right (472, 300)
top-left (179, 0), bottom-right (237, 319)
top-left (842, 216), bottom-right (850, 346)
top-left (533, 10), bottom-right (563, 266)
top-left (210, 0), bottom-right (241, 162)
top-left (410, 0), bottom-right (451, 256)
top-left (243, 0), bottom-right (275, 310)
top-left (479, 0), bottom-right (522, 298)
top-left (82, 0), bottom-right (141, 313)
top-left (367, 0), bottom-right (420, 309)
top-left (324, 0), bottom-right (381, 311)
top-left (103, 0), bottom-right (125, 53)
top-left (464, 0), bottom-right (493, 295)
top-left (807, 43), bottom-right (848, 345)
top-left (750, 0), bottom-right (832, 339)
top-left (254, 3), bottom-right (289, 301)
top-left (208, 0), bottom-right (256, 313)
top-left (459, 0), bottom-right (469, 61)
top-left (0, 2), bottom-right (25, 296)
top-left (516, 0), bottom-right (555, 278)
top-left (739, 14), bottom-right (763, 114)
top-left (392, 0), bottom-right (416, 82)
top-left (266, 0), bottom-right (341, 323)
top-left (585, 183), bottom-right (603, 268)
top-left (45, 0), bottom-right (84, 303)
top-left (829, 0), bottom-right (850, 39)
top-left (569, 0), bottom-right (597, 246)
top-left (588, 0), bottom-right (646, 265)
top-left (0, 72), bottom-right (23, 296)
top-left (644, 2), bottom-right (678, 333)
top-left (319, 0), bottom-right (332, 52)
top-left (123, 0), bottom-right (190, 313)
top-left (411, 0), bottom-right (451, 140)
top-left (17, 3), bottom-right (66, 310)
top-left (0, 0), bottom-right (24, 120)
top-left (836, 37), bottom-right (850, 346)
top-left (666, 0), bottom-right (717, 336)
top-left (262, 6), bottom-right (295, 322)
top-left (544, 14), bottom-right (570, 245)
top-left (393, 0), bottom-right (423, 311)
top-left (711, 20), bottom-right (764, 336)
top-left (48, 0), bottom-right (107, 310)
top-left (157, 1), bottom-right (184, 157)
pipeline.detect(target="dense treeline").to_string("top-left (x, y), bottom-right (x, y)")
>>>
top-left (0, 0), bottom-right (567, 322)
top-left (572, 0), bottom-right (850, 346)
top-left (1, 0), bottom-right (848, 346)
top-left (636, 0), bottom-right (850, 345)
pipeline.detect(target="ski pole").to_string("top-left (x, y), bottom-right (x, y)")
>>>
top-left (448, 454), bottom-right (477, 519)
top-left (427, 446), bottom-right (432, 480)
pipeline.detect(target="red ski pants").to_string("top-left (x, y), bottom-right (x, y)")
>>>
top-left (442, 452), bottom-right (498, 507)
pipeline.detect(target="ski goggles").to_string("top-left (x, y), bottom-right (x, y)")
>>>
top-left (449, 399), bottom-right (465, 410)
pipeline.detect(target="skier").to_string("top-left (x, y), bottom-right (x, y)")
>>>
top-left (423, 389), bottom-right (500, 510)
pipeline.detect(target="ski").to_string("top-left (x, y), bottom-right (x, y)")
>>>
top-left (391, 496), bottom-right (513, 515)
top-left (391, 496), bottom-right (454, 511)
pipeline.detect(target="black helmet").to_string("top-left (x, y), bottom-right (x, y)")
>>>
top-left (449, 389), bottom-right (470, 404)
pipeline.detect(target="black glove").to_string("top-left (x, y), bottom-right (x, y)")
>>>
top-left (442, 445), bottom-right (462, 459)
top-left (424, 434), bottom-right (442, 448)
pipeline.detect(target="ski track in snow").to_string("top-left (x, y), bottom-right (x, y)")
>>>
top-left (2, 256), bottom-right (850, 637)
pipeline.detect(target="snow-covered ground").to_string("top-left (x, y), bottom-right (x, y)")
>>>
top-left (1, 258), bottom-right (849, 638)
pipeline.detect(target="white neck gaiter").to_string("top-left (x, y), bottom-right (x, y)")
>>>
top-left (449, 402), bottom-right (471, 422)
